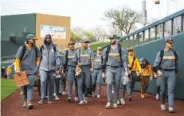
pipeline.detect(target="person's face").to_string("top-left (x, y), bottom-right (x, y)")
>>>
top-left (166, 40), bottom-right (173, 49)
top-left (97, 49), bottom-right (102, 54)
top-left (128, 51), bottom-right (133, 56)
top-left (81, 42), bottom-right (88, 48)
top-left (33, 39), bottom-right (36, 44)
top-left (110, 38), bottom-right (116, 45)
top-left (45, 35), bottom-right (51, 43)
top-left (28, 38), bottom-right (34, 44)
top-left (68, 44), bottom-right (75, 50)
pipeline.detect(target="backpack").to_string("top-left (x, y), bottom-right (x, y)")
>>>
top-left (105, 45), bottom-right (122, 65)
top-left (63, 50), bottom-right (69, 71)
top-left (19, 45), bottom-right (38, 61)
top-left (158, 49), bottom-right (178, 72)
top-left (128, 56), bottom-right (141, 82)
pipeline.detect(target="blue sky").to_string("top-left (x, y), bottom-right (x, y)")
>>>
top-left (1, 0), bottom-right (184, 29)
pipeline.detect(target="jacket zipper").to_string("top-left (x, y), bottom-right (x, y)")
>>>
top-left (48, 46), bottom-right (50, 71)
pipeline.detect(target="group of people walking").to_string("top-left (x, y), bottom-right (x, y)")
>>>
top-left (14, 33), bottom-right (178, 113)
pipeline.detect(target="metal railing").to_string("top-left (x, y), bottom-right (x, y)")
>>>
top-left (117, 9), bottom-right (184, 47)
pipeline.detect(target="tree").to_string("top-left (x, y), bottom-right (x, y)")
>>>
top-left (82, 31), bottom-right (95, 41)
top-left (103, 6), bottom-right (141, 34)
top-left (70, 31), bottom-right (80, 42)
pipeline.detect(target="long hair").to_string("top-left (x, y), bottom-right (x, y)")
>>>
top-left (44, 34), bottom-right (52, 44)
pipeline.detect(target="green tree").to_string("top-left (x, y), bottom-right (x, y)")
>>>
top-left (70, 31), bottom-right (80, 42)
top-left (82, 31), bottom-right (95, 41)
top-left (104, 6), bottom-right (141, 34)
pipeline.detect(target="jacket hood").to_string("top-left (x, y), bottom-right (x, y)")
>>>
top-left (44, 34), bottom-right (53, 45)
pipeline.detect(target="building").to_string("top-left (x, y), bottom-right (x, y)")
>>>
top-left (1, 13), bottom-right (70, 57)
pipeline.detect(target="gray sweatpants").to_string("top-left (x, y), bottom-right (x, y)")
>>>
top-left (23, 74), bottom-right (35, 102)
top-left (160, 70), bottom-right (176, 107)
top-left (67, 66), bottom-right (78, 98)
top-left (106, 66), bottom-right (121, 103)
top-left (92, 69), bottom-right (102, 95)
top-left (39, 70), bottom-right (54, 100)
top-left (77, 65), bottom-right (91, 101)
top-left (120, 70), bottom-right (132, 98)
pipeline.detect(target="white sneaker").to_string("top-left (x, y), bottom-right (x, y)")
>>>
top-left (79, 100), bottom-right (84, 105)
top-left (168, 107), bottom-right (174, 113)
top-left (156, 94), bottom-right (159, 100)
top-left (105, 102), bottom-right (111, 109)
top-left (113, 103), bottom-right (118, 108)
top-left (74, 97), bottom-right (79, 102)
top-left (117, 100), bottom-right (120, 105)
top-left (97, 95), bottom-right (100, 99)
top-left (84, 97), bottom-right (88, 104)
top-left (120, 98), bottom-right (126, 105)
top-left (161, 104), bottom-right (166, 111)
top-left (92, 92), bottom-right (95, 97)
top-left (62, 91), bottom-right (66, 95)
top-left (55, 96), bottom-right (60, 100)
top-left (112, 90), bottom-right (115, 94)
top-left (53, 93), bottom-right (56, 97)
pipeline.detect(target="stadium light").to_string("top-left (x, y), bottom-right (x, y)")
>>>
top-left (154, 0), bottom-right (160, 4)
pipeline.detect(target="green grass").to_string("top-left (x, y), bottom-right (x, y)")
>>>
top-left (1, 79), bottom-right (17, 100)
top-left (90, 42), bottom-right (109, 51)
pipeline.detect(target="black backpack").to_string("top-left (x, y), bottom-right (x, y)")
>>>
top-left (158, 49), bottom-right (178, 73)
top-left (19, 45), bottom-right (38, 61)
top-left (105, 45), bottom-right (122, 65)
top-left (63, 50), bottom-right (69, 71)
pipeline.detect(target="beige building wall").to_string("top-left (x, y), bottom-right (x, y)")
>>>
top-left (35, 13), bottom-right (70, 50)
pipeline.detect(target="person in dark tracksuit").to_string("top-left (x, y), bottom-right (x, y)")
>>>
top-left (76, 38), bottom-right (94, 105)
top-left (153, 37), bottom-right (178, 113)
top-left (63, 41), bottom-right (78, 103)
top-left (102, 35), bottom-right (128, 109)
top-left (38, 34), bottom-right (59, 104)
top-left (92, 46), bottom-right (103, 98)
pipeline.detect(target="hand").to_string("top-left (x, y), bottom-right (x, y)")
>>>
top-left (16, 71), bottom-right (21, 75)
top-left (176, 73), bottom-right (179, 79)
top-left (157, 70), bottom-right (163, 77)
top-left (90, 68), bottom-right (93, 72)
top-left (125, 71), bottom-right (128, 76)
top-left (128, 71), bottom-right (131, 75)
top-left (153, 73), bottom-right (158, 78)
top-left (137, 73), bottom-right (141, 76)
top-left (61, 69), bottom-right (64, 74)
top-left (56, 70), bottom-right (60, 75)
top-left (102, 72), bottom-right (105, 79)
top-left (35, 72), bottom-right (39, 77)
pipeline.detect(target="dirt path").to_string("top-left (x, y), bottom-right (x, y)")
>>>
top-left (2, 86), bottom-right (184, 116)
